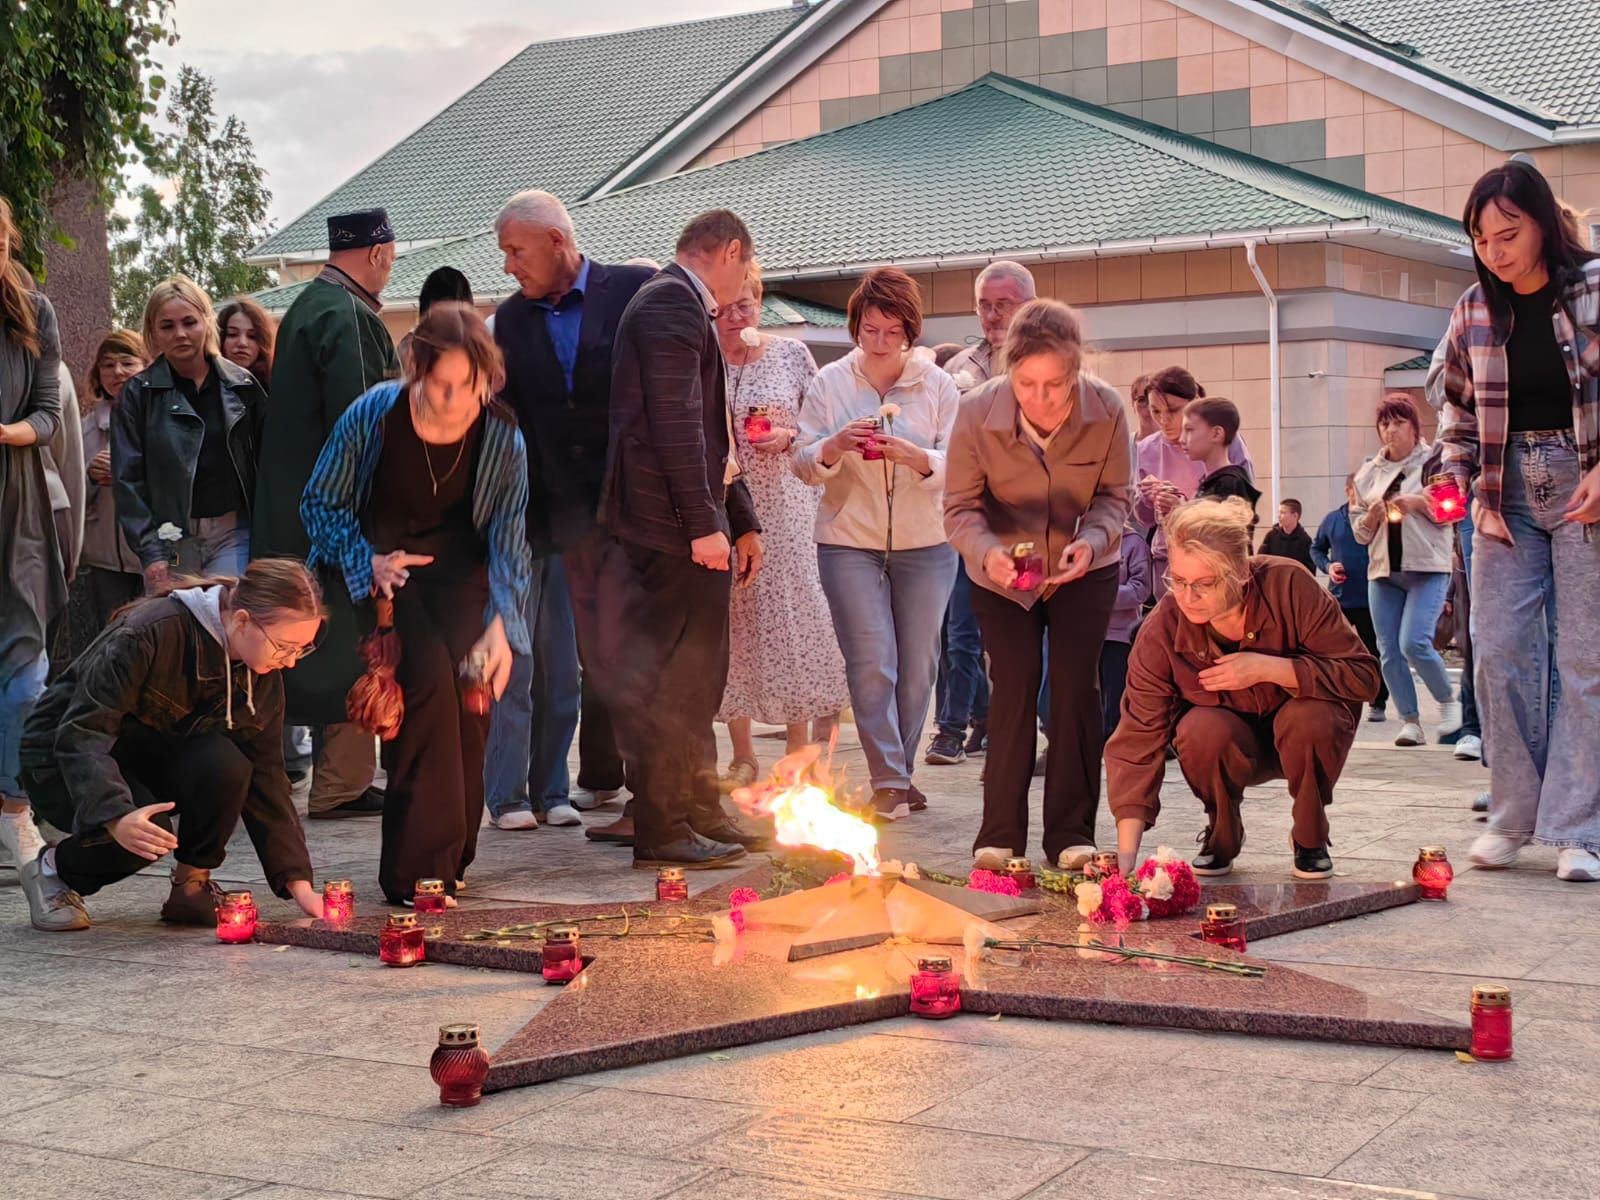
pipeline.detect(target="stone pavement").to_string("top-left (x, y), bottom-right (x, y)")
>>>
top-left (1, 689), bottom-right (1595, 1200)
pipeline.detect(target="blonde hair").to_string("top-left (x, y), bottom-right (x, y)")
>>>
top-left (1163, 496), bottom-right (1256, 607)
top-left (142, 276), bottom-right (220, 361)
top-left (744, 258), bottom-right (765, 302)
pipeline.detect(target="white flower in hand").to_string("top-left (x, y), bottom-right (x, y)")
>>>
top-left (157, 522), bottom-right (184, 543)
top-left (878, 402), bottom-right (901, 420)
top-left (1075, 880), bottom-right (1103, 918)
top-left (739, 327), bottom-right (761, 347)
top-left (952, 370), bottom-right (979, 390)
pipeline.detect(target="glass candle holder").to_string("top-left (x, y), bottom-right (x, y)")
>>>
top-left (542, 924), bottom-right (583, 984)
top-left (379, 913), bottom-right (426, 967)
top-left (1412, 847), bottom-right (1454, 900)
top-left (1470, 983), bottom-right (1513, 1060)
top-left (909, 954), bottom-right (962, 1018)
top-left (1010, 541), bottom-right (1045, 590)
top-left (430, 1023), bottom-right (491, 1107)
top-left (1001, 857), bottom-right (1036, 891)
top-left (459, 650), bottom-right (492, 716)
top-left (656, 866), bottom-right (688, 904)
top-left (861, 416), bottom-right (884, 461)
top-left (413, 878), bottom-right (448, 915)
top-left (216, 890), bottom-right (257, 943)
top-left (1089, 851), bottom-right (1121, 880)
top-left (1425, 474), bottom-right (1467, 524)
top-left (1386, 501), bottom-right (1404, 524)
top-left (743, 406), bottom-right (772, 441)
top-left (1200, 902), bottom-right (1247, 953)
top-left (322, 879), bottom-right (355, 925)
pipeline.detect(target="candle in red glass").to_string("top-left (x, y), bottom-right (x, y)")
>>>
top-left (1470, 984), bottom-right (1513, 1060)
top-left (542, 924), bottom-right (583, 984)
top-left (413, 878), bottom-right (448, 915)
top-left (430, 1023), bottom-right (491, 1107)
top-left (1089, 851), bottom-right (1121, 880)
top-left (379, 913), bottom-right (426, 966)
top-left (322, 879), bottom-right (355, 925)
top-left (1001, 857), bottom-right (1036, 891)
top-left (1010, 541), bottom-right (1044, 590)
top-left (1424, 474), bottom-right (1467, 524)
top-left (459, 650), bottom-right (492, 716)
top-left (656, 866), bottom-right (688, 903)
top-left (743, 406), bottom-right (772, 441)
top-left (215, 890), bottom-right (257, 943)
top-left (861, 416), bottom-right (884, 461)
top-left (1412, 847), bottom-right (1454, 900)
top-left (909, 954), bottom-right (962, 1018)
top-left (1200, 901), bottom-right (1247, 953)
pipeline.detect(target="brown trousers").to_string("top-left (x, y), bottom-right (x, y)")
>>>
top-left (1173, 698), bottom-right (1358, 859)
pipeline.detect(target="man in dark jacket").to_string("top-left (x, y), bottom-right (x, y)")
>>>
top-left (1311, 475), bottom-right (1389, 722)
top-left (486, 190), bottom-right (654, 833)
top-left (252, 209), bottom-right (398, 819)
top-left (579, 209), bottom-right (764, 869)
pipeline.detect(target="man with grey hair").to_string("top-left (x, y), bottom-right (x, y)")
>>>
top-left (484, 189), bottom-right (655, 836)
top-left (941, 260), bottom-right (1037, 394)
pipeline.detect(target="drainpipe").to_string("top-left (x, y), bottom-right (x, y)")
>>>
top-left (1245, 240), bottom-right (1281, 511)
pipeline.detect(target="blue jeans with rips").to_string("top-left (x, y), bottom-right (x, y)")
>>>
top-left (1368, 571), bottom-right (1453, 721)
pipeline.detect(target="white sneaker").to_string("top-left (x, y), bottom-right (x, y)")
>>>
top-left (569, 787), bottom-right (619, 811)
top-left (491, 809), bottom-right (539, 831)
top-left (1468, 831), bottom-right (1525, 868)
top-left (1453, 734), bottom-right (1482, 761)
top-left (1395, 722), bottom-right (1425, 747)
top-left (542, 804), bottom-right (583, 827)
top-left (1057, 845), bottom-right (1096, 870)
top-left (1556, 848), bottom-right (1600, 882)
top-left (0, 807), bottom-right (46, 866)
top-left (972, 846), bottom-right (1013, 870)
top-left (1436, 700), bottom-right (1463, 739)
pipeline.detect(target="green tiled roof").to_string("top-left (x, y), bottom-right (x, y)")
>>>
top-left (1387, 354), bottom-right (1431, 372)
top-left (250, 6), bottom-right (809, 258)
top-left (763, 293), bottom-right (846, 329)
top-left (1267, 0), bottom-right (1600, 126)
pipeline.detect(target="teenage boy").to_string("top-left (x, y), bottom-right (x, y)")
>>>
top-left (1181, 397), bottom-right (1261, 517)
top-left (1260, 499), bottom-right (1316, 572)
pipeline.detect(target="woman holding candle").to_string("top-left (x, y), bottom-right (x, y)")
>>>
top-left (1435, 160), bottom-right (1600, 882)
top-left (945, 299), bottom-right (1133, 870)
top-left (13, 558), bottom-right (326, 931)
top-left (713, 263), bottom-right (848, 784)
top-left (1351, 393), bottom-right (1458, 748)
top-left (793, 267), bottom-right (960, 822)
top-left (217, 296), bottom-right (275, 394)
top-left (301, 301), bottom-right (532, 906)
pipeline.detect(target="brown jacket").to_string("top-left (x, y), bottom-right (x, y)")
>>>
top-left (943, 371), bottom-right (1133, 609)
top-left (1105, 555), bottom-right (1381, 824)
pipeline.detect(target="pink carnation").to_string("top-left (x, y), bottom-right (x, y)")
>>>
top-left (1091, 871), bottom-right (1147, 930)
top-left (728, 887), bottom-right (760, 908)
top-left (729, 909), bottom-right (747, 933)
top-left (1134, 857), bottom-right (1201, 917)
top-left (967, 869), bottom-right (1022, 896)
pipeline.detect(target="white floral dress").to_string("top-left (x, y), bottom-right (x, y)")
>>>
top-left (719, 336), bottom-right (851, 725)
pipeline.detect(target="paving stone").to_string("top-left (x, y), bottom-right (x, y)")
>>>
top-left (0, 1070), bottom-right (82, 1117)
top-left (498, 1088), bottom-right (759, 1154)
top-left (3, 1087), bottom-right (219, 1157)
top-left (1025, 1151), bottom-right (1478, 1200)
top-left (661, 1169), bottom-right (931, 1200)
top-left (428, 1143), bottom-right (709, 1200)
top-left (0, 1143), bottom-right (256, 1200)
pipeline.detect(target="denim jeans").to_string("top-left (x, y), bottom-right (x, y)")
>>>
top-left (0, 651), bottom-right (49, 796)
top-left (1368, 571), bottom-right (1453, 720)
top-left (933, 569), bottom-right (988, 737)
top-left (181, 512), bottom-right (250, 575)
top-left (483, 556), bottom-right (581, 817)
top-left (818, 543), bottom-right (957, 791)
top-left (1473, 433), bottom-right (1600, 852)
top-left (1455, 511), bottom-right (1479, 737)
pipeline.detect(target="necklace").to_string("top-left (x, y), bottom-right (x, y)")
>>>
top-left (411, 385), bottom-right (471, 495)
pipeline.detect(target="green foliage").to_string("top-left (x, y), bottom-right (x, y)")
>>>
top-left (110, 65), bottom-right (275, 325)
top-left (0, 0), bottom-right (174, 273)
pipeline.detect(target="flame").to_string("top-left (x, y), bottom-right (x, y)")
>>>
top-left (730, 744), bottom-right (880, 875)
top-left (855, 983), bottom-right (880, 1000)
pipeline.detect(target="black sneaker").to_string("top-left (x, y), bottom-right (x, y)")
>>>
top-left (907, 783), bottom-right (928, 812)
top-left (964, 723), bottom-right (988, 756)
top-left (924, 732), bottom-right (965, 765)
top-left (1192, 848), bottom-right (1234, 876)
top-left (871, 788), bottom-right (910, 822)
top-left (1292, 842), bottom-right (1334, 880)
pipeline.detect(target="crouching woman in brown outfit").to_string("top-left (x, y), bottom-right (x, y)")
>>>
top-left (1106, 497), bottom-right (1380, 880)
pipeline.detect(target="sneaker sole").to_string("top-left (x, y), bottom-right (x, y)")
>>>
top-left (1454, 748), bottom-right (1481, 761)
top-left (1557, 867), bottom-right (1600, 882)
top-left (1291, 865), bottom-right (1334, 880)
top-left (923, 751), bottom-right (965, 765)
top-left (872, 804), bottom-right (911, 823)
top-left (1394, 736), bottom-right (1424, 746)
top-left (1192, 863), bottom-right (1233, 877)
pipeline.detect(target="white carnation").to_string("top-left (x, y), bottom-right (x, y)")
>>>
top-left (878, 402), bottom-right (901, 419)
top-left (1153, 845), bottom-right (1179, 865)
top-left (156, 522), bottom-right (184, 543)
top-left (739, 327), bottom-right (761, 347)
top-left (1074, 880), bottom-right (1103, 918)
top-left (952, 370), bottom-right (979, 390)
top-left (1142, 867), bottom-right (1174, 902)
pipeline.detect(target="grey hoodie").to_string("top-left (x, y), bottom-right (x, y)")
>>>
top-left (173, 584), bottom-right (255, 729)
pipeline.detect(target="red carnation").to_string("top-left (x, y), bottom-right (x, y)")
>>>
top-left (728, 887), bottom-right (760, 908)
top-left (967, 869), bottom-right (1022, 897)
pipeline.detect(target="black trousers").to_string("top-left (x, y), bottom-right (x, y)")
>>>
top-left (566, 531), bottom-right (633, 795)
top-left (970, 563), bottom-right (1119, 861)
top-left (39, 727), bottom-right (252, 896)
top-left (1344, 606), bottom-right (1389, 708)
top-left (379, 572), bottom-right (490, 903)
top-left (1098, 639), bottom-right (1132, 740)
top-left (573, 535), bottom-right (731, 849)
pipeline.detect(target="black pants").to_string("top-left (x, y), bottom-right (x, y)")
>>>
top-left (1098, 639), bottom-right (1132, 740)
top-left (38, 727), bottom-right (252, 896)
top-left (379, 572), bottom-right (490, 904)
top-left (574, 535), bottom-right (731, 849)
top-left (971, 563), bottom-right (1119, 861)
top-left (1344, 606), bottom-right (1389, 708)
top-left (566, 531), bottom-right (633, 795)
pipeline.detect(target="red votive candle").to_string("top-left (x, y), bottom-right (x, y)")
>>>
top-left (542, 924), bottom-right (583, 984)
top-left (216, 890), bottom-right (257, 943)
top-left (1470, 984), bottom-right (1513, 1060)
top-left (656, 866), bottom-right (688, 903)
top-left (1200, 901), bottom-right (1247, 953)
top-left (909, 954), bottom-right (962, 1018)
top-left (1425, 474), bottom-right (1467, 524)
top-left (1001, 857), bottom-right (1036, 891)
top-left (459, 650), bottom-right (492, 716)
top-left (1088, 851), bottom-right (1121, 880)
top-left (322, 879), bottom-right (354, 925)
top-left (1412, 847), bottom-right (1454, 900)
top-left (1009, 541), bottom-right (1044, 590)
top-left (743, 406), bottom-right (772, 441)
top-left (861, 416), bottom-right (884, 461)
top-left (379, 913), bottom-right (426, 967)
top-left (413, 878), bottom-right (448, 915)
top-left (430, 1023), bottom-right (491, 1107)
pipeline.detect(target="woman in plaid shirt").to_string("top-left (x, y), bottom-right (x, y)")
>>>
top-left (1434, 161), bottom-right (1600, 883)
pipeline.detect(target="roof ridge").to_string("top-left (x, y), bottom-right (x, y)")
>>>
top-left (496, 5), bottom-right (806, 56)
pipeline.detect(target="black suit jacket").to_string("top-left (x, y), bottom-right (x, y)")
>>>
top-left (599, 263), bottom-right (759, 554)
top-left (493, 260), bottom-right (654, 555)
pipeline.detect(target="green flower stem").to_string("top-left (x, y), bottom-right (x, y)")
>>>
top-left (983, 936), bottom-right (1266, 978)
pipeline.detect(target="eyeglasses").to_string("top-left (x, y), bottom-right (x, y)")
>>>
top-left (978, 300), bottom-right (1020, 319)
top-left (1162, 573), bottom-right (1223, 599)
top-left (251, 614), bottom-right (321, 663)
top-left (721, 300), bottom-right (759, 319)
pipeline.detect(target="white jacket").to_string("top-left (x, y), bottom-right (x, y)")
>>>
top-left (792, 348), bottom-right (959, 551)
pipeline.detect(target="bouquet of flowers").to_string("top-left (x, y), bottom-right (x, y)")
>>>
top-left (1132, 847), bottom-right (1202, 918)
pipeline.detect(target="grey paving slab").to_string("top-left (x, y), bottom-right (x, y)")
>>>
top-left (0, 1070), bottom-right (81, 1117)
top-left (662, 1170), bottom-right (933, 1200)
top-left (0, 1143), bottom-right (258, 1200)
top-left (1025, 1151), bottom-right (1478, 1200)
top-left (498, 1088), bottom-right (759, 1154)
top-left (70, 1042), bottom-right (327, 1100)
top-left (1361, 1018), bottom-right (1600, 1111)
top-left (0, 1017), bottom-right (180, 1079)
top-left (426, 1143), bottom-right (709, 1200)
top-left (0, 1087), bottom-right (219, 1157)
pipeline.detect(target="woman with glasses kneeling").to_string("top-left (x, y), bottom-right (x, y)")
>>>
top-left (14, 558), bottom-right (327, 931)
top-left (1105, 497), bottom-right (1381, 880)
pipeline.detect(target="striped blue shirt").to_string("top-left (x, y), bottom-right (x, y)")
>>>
top-left (300, 380), bottom-right (534, 653)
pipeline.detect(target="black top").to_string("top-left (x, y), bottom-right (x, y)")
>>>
top-left (1382, 476), bottom-right (1404, 573)
top-left (1197, 464), bottom-right (1263, 528)
top-left (364, 395), bottom-right (486, 577)
top-left (1258, 524), bottom-right (1315, 573)
top-left (1506, 284), bottom-right (1572, 433)
top-left (177, 368), bottom-right (244, 519)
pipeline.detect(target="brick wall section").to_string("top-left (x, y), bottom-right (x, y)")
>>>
top-left (694, 0), bottom-right (1600, 220)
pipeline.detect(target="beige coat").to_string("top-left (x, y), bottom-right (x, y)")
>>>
top-left (1351, 440), bottom-right (1453, 576)
top-left (944, 371), bottom-right (1134, 609)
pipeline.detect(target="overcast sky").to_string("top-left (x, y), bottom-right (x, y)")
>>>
top-left (160, 0), bottom-right (785, 227)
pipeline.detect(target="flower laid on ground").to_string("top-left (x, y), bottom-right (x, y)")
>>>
top-left (962, 924), bottom-right (987, 986)
top-left (976, 933), bottom-right (1266, 978)
top-left (878, 859), bottom-right (921, 880)
top-left (967, 868), bottom-right (1022, 896)
top-left (1133, 852), bottom-right (1201, 918)
top-left (728, 887), bottom-right (760, 908)
top-left (157, 522), bottom-right (184, 543)
top-left (739, 327), bottom-right (762, 347)
top-left (1074, 880), bottom-right (1103, 919)
top-left (1086, 871), bottom-right (1148, 929)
